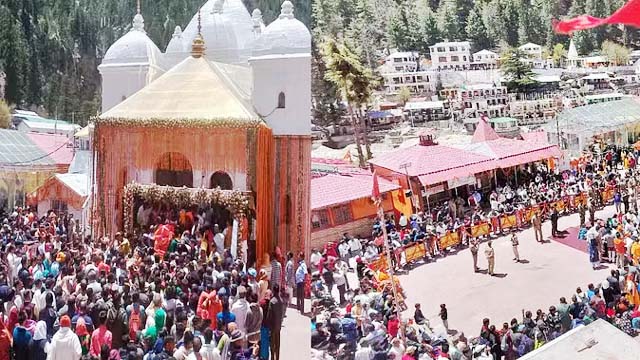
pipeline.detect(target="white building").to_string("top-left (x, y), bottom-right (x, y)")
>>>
top-left (98, 0), bottom-right (279, 114)
top-left (518, 42), bottom-right (543, 59)
top-left (471, 49), bottom-right (498, 69)
top-left (385, 51), bottom-right (420, 72)
top-left (429, 41), bottom-right (471, 71)
top-left (379, 68), bottom-right (437, 95)
top-left (379, 51), bottom-right (437, 95)
top-left (458, 84), bottom-right (509, 120)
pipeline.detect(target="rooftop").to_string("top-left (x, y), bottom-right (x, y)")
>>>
top-left (311, 173), bottom-right (399, 210)
top-left (547, 98), bottom-right (640, 135)
top-left (519, 319), bottom-right (640, 360)
top-left (25, 132), bottom-right (74, 165)
top-left (0, 129), bottom-right (56, 168)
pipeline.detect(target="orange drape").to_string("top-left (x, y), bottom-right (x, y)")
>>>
top-left (256, 125), bottom-right (274, 266)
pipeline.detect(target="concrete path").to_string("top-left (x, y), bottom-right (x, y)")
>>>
top-left (399, 205), bottom-right (616, 338)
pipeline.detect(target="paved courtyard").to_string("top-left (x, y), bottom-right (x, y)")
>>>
top-left (282, 300), bottom-right (311, 358)
top-left (399, 205), bottom-right (617, 338)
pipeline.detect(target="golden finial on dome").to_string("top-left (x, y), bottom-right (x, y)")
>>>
top-left (136, 0), bottom-right (141, 14)
top-left (191, 8), bottom-right (206, 58)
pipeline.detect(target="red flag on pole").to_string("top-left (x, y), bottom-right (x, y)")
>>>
top-left (554, 0), bottom-right (640, 34)
top-left (372, 170), bottom-right (381, 200)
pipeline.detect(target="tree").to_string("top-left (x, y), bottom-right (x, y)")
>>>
top-left (397, 87), bottom-right (412, 105)
top-left (501, 0), bottom-right (521, 46)
top-left (500, 49), bottom-right (538, 92)
top-left (437, 0), bottom-right (463, 41)
top-left (322, 38), bottom-right (378, 167)
top-left (585, 0), bottom-right (612, 48)
top-left (0, 100), bottom-right (11, 129)
top-left (517, 1), bottom-right (546, 46)
top-left (388, 2), bottom-right (423, 51)
top-left (601, 40), bottom-right (630, 66)
top-left (466, 2), bottom-right (492, 52)
top-left (551, 43), bottom-right (567, 67)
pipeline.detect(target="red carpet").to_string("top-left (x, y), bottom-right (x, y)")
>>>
top-left (548, 226), bottom-right (588, 253)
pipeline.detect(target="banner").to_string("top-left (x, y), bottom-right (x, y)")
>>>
top-left (554, 0), bottom-right (640, 34)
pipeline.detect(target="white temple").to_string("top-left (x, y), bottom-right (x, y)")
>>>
top-left (98, 0), bottom-right (312, 137)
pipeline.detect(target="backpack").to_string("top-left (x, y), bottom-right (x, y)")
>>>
top-left (129, 306), bottom-right (141, 341)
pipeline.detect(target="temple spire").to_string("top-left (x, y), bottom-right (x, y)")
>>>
top-left (136, 0), bottom-right (141, 14)
top-left (191, 8), bottom-right (205, 58)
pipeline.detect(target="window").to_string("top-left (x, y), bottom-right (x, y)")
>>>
top-left (438, 57), bottom-right (447, 62)
top-left (449, 46), bottom-right (456, 51)
top-left (332, 204), bottom-right (352, 225)
top-left (311, 210), bottom-right (330, 230)
top-left (462, 56), bottom-right (467, 61)
top-left (451, 56), bottom-right (459, 62)
top-left (277, 92), bottom-right (286, 109)
top-left (393, 58), bottom-right (402, 62)
top-left (51, 200), bottom-right (68, 214)
top-left (437, 47), bottom-right (445, 52)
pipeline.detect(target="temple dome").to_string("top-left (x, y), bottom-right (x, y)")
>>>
top-left (166, 26), bottom-right (187, 53)
top-left (253, 1), bottom-right (311, 57)
top-left (103, 13), bottom-right (162, 65)
top-left (182, 0), bottom-right (241, 64)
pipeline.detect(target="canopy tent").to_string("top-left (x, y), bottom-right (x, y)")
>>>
top-left (544, 98), bottom-right (640, 137)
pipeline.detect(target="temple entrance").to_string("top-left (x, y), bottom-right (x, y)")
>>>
top-left (210, 171), bottom-right (233, 190)
top-left (123, 183), bottom-right (255, 265)
top-left (155, 152), bottom-right (193, 187)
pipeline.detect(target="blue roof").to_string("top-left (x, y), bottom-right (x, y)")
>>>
top-left (368, 111), bottom-right (392, 119)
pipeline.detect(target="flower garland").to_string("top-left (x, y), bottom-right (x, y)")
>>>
top-left (122, 182), bottom-right (251, 233)
top-left (94, 116), bottom-right (265, 130)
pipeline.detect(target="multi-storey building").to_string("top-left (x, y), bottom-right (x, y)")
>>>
top-left (508, 94), bottom-right (563, 126)
top-left (471, 49), bottom-right (498, 69)
top-left (458, 84), bottom-right (509, 119)
top-left (385, 51), bottom-right (420, 72)
top-left (429, 41), bottom-right (471, 71)
top-left (379, 51), bottom-right (437, 95)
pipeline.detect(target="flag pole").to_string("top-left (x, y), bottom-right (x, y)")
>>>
top-left (372, 170), bottom-right (404, 341)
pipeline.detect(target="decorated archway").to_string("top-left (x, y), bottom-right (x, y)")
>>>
top-left (155, 152), bottom-right (193, 187)
top-left (210, 171), bottom-right (233, 190)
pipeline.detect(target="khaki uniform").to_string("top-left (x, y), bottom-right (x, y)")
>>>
top-left (485, 246), bottom-right (495, 275)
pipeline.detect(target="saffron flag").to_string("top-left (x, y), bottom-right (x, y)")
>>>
top-left (372, 170), bottom-right (381, 200)
top-left (554, 0), bottom-right (640, 34)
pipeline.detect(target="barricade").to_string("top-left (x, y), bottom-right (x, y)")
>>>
top-left (471, 222), bottom-right (491, 238)
top-left (369, 255), bottom-right (389, 272)
top-left (439, 230), bottom-right (461, 249)
top-left (402, 242), bottom-right (427, 265)
top-left (500, 213), bottom-right (518, 231)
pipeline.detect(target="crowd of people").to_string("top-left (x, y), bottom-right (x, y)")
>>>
top-left (0, 202), bottom-right (309, 360)
top-left (309, 145), bottom-right (640, 359)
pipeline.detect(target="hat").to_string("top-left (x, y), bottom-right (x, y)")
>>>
top-left (230, 330), bottom-right (243, 342)
top-left (60, 315), bottom-right (71, 328)
top-left (602, 280), bottom-right (610, 289)
top-left (248, 268), bottom-right (257, 277)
